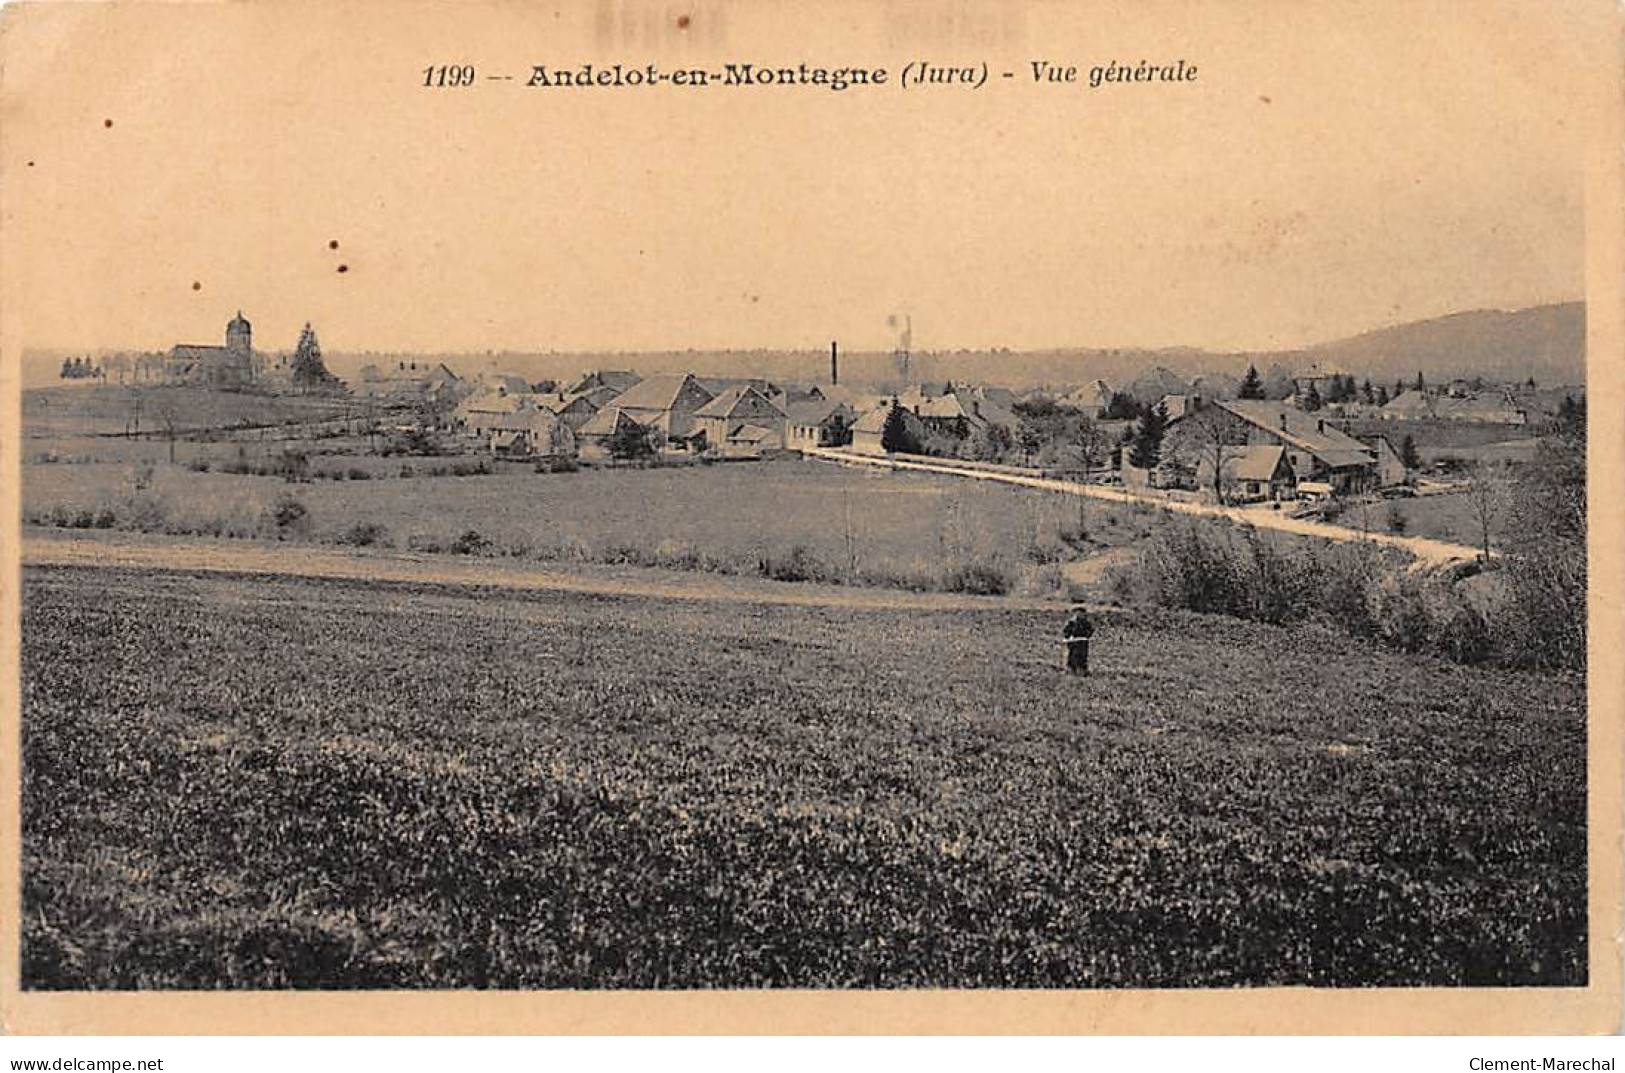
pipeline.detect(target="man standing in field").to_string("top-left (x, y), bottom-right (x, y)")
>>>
top-left (1063, 604), bottom-right (1094, 676)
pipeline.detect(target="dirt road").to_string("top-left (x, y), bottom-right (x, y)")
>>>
top-left (802, 447), bottom-right (1483, 566)
top-left (20, 530), bottom-right (1067, 612)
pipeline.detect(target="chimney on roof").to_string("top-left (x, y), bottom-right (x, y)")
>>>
top-left (1279, 412), bottom-right (1287, 429)
top-left (1317, 419), bottom-right (1325, 434)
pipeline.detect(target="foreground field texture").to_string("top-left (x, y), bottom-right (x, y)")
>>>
top-left (22, 566), bottom-right (1586, 989)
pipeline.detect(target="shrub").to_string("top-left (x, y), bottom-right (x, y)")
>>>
top-left (450, 529), bottom-right (490, 555)
top-left (347, 468), bottom-right (370, 481)
top-left (759, 544), bottom-right (823, 583)
top-left (1363, 574), bottom-right (1431, 654)
top-left (337, 522), bottom-right (388, 548)
top-left (187, 458), bottom-right (211, 473)
top-left (267, 495), bottom-right (310, 539)
top-left (941, 560), bottom-right (1012, 596)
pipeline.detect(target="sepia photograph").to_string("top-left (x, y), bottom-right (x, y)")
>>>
top-left (0, 0), bottom-right (1618, 1036)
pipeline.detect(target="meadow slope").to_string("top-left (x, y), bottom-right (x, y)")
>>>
top-left (21, 566), bottom-right (1585, 989)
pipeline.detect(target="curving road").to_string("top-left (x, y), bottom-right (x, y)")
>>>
top-left (801, 447), bottom-right (1483, 566)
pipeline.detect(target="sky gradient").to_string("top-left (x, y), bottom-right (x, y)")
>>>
top-left (0, 0), bottom-right (1602, 356)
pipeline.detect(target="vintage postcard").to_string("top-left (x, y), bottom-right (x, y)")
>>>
top-left (0, 0), bottom-right (1619, 1035)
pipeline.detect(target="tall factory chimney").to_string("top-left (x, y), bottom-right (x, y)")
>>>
top-left (830, 340), bottom-right (839, 385)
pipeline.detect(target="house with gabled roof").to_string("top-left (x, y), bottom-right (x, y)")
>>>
top-left (1205, 399), bottom-right (1383, 493)
top-left (1195, 444), bottom-right (1296, 503)
top-left (849, 401), bottom-right (927, 456)
top-left (487, 406), bottom-right (576, 459)
top-left (694, 384), bottom-right (789, 454)
top-left (785, 398), bottom-right (856, 450)
top-left (535, 392), bottom-right (601, 431)
top-left (606, 372), bottom-right (716, 442)
top-left (567, 369), bottom-right (641, 396)
top-left (1062, 379), bottom-right (1114, 416)
top-left (453, 390), bottom-right (536, 437)
top-left (576, 406), bottom-right (652, 459)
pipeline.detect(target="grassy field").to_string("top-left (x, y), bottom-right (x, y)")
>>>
top-left (24, 385), bottom-right (356, 437)
top-left (21, 565), bottom-right (1586, 989)
top-left (23, 458), bottom-right (1160, 594)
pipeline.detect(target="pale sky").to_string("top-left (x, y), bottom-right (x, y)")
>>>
top-left (0, 0), bottom-right (1601, 356)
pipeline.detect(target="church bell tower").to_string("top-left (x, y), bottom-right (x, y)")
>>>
top-left (226, 310), bottom-right (252, 355)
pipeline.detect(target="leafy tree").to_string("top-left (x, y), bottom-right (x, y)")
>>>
top-left (1413, 370), bottom-right (1426, 393)
top-left (1302, 382), bottom-right (1323, 412)
top-left (1072, 415), bottom-right (1106, 476)
top-left (1361, 379), bottom-right (1375, 404)
top-left (1104, 392), bottom-right (1144, 421)
top-left (1016, 418), bottom-right (1045, 465)
top-left (291, 323), bottom-right (335, 391)
top-left (1128, 401), bottom-right (1168, 469)
top-left (608, 419), bottom-right (655, 460)
top-left (967, 422), bottom-right (1013, 462)
top-left (1376, 384), bottom-right (1390, 406)
top-left (1238, 365), bottom-right (1265, 400)
top-left (880, 402), bottom-right (921, 455)
top-left (1399, 434), bottom-right (1421, 470)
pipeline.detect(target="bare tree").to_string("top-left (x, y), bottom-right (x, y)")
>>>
top-left (1467, 461), bottom-right (1510, 562)
top-left (1072, 414), bottom-right (1106, 481)
top-left (1177, 406), bottom-right (1244, 505)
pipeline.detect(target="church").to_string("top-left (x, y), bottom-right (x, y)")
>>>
top-left (166, 311), bottom-right (256, 388)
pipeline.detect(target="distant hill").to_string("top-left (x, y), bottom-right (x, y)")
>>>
top-left (1298, 303), bottom-right (1584, 387)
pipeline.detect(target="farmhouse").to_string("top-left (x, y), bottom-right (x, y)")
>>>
top-left (912, 392), bottom-right (1017, 437)
top-left (487, 406), bottom-right (575, 459)
top-left (1062, 379), bottom-right (1114, 416)
top-left (607, 372), bottom-right (716, 442)
top-left (849, 402), bottom-right (927, 456)
top-left (356, 360), bottom-right (464, 403)
top-left (536, 391), bottom-right (601, 430)
top-left (576, 406), bottom-right (650, 459)
top-left (1195, 444), bottom-right (1296, 503)
top-left (166, 312), bottom-right (255, 389)
top-left (694, 385), bottom-right (789, 454)
top-left (567, 369), bottom-right (641, 396)
top-left (1210, 400), bottom-right (1386, 494)
top-left (785, 399), bottom-right (855, 449)
top-left (477, 371), bottom-right (535, 397)
top-left (1358, 433), bottom-right (1409, 487)
top-left (453, 390), bottom-right (536, 437)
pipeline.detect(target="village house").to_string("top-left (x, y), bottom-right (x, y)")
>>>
top-left (356, 360), bottom-right (464, 404)
top-left (849, 402), bottom-right (928, 456)
top-left (487, 406), bottom-right (576, 460)
top-left (1061, 379), bottom-right (1114, 416)
top-left (535, 391), bottom-right (601, 431)
top-left (1195, 444), bottom-right (1296, 503)
top-left (476, 371), bottom-right (536, 398)
top-left (1204, 400), bottom-right (1389, 494)
top-left (1358, 433), bottom-right (1409, 487)
top-left (606, 372), bottom-right (716, 444)
top-left (785, 398), bottom-right (856, 449)
top-left (576, 406), bottom-right (651, 459)
top-left (452, 390), bottom-right (537, 437)
top-left (911, 392), bottom-right (1017, 438)
top-left (566, 369), bottom-right (641, 397)
top-left (693, 385), bottom-right (789, 455)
